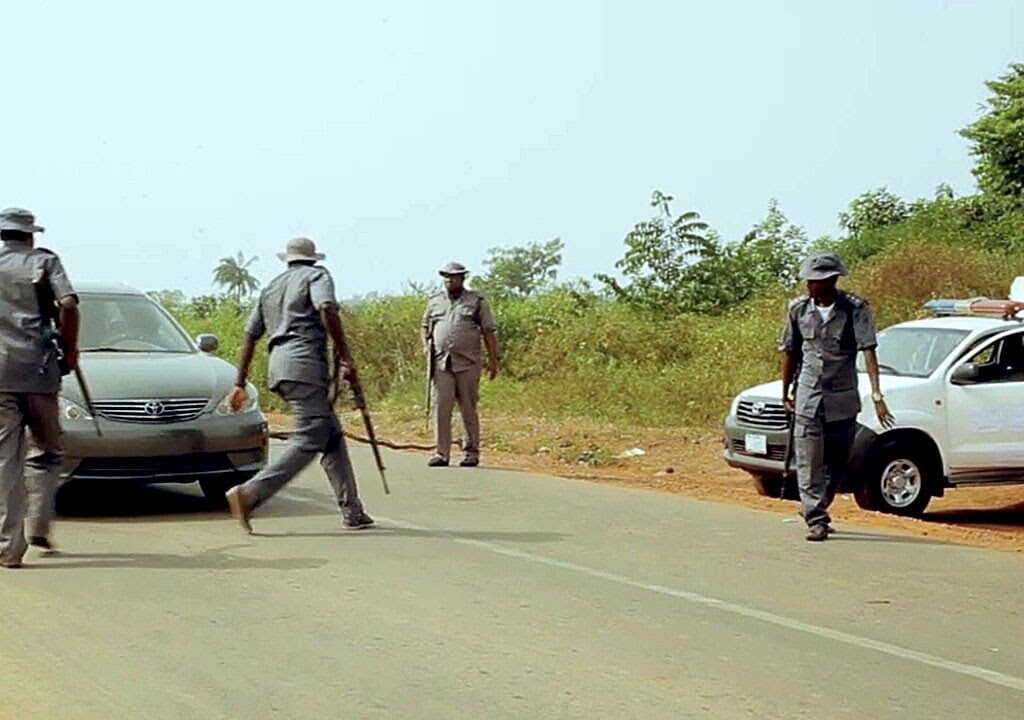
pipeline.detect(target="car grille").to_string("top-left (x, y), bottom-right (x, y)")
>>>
top-left (72, 453), bottom-right (234, 480)
top-left (736, 400), bottom-right (789, 430)
top-left (729, 439), bottom-right (788, 462)
top-left (92, 398), bottom-right (210, 424)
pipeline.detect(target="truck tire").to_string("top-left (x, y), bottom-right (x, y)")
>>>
top-left (854, 442), bottom-right (934, 517)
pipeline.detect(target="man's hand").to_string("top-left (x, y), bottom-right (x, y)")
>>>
top-left (229, 385), bottom-right (248, 413)
top-left (783, 397), bottom-right (794, 414)
top-left (875, 399), bottom-right (896, 430)
top-left (487, 357), bottom-right (500, 381)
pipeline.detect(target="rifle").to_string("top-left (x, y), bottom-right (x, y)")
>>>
top-left (35, 278), bottom-right (102, 437)
top-left (332, 356), bottom-right (390, 495)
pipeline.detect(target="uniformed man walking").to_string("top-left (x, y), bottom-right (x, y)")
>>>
top-left (225, 237), bottom-right (373, 533)
top-left (779, 252), bottom-right (894, 542)
top-left (0, 208), bottom-right (79, 568)
top-left (422, 262), bottom-right (499, 467)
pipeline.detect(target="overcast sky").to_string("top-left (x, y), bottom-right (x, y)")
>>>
top-left (2, 0), bottom-right (1020, 298)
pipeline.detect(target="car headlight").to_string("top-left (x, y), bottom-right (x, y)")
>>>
top-left (215, 383), bottom-right (259, 415)
top-left (59, 396), bottom-right (92, 421)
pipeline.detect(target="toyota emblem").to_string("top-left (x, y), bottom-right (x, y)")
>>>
top-left (144, 401), bottom-right (166, 417)
top-left (751, 402), bottom-right (766, 416)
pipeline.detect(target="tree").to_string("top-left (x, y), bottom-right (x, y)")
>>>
top-left (148, 289), bottom-right (186, 311)
top-left (472, 238), bottom-right (565, 300)
top-left (732, 199), bottom-right (807, 290)
top-left (212, 252), bottom-right (260, 302)
top-left (838, 188), bottom-right (910, 238)
top-left (596, 190), bottom-right (714, 313)
top-left (960, 62), bottom-right (1024, 198)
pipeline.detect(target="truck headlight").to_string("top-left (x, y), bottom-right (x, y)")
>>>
top-left (215, 384), bottom-right (259, 415)
top-left (59, 396), bottom-right (92, 421)
top-left (729, 395), bottom-right (743, 417)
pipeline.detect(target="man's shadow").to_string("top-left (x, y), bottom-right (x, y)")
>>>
top-left (55, 481), bottom-right (327, 524)
top-left (23, 544), bottom-right (327, 571)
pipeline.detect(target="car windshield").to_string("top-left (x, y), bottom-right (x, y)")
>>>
top-left (856, 327), bottom-right (970, 377)
top-left (79, 294), bottom-right (195, 353)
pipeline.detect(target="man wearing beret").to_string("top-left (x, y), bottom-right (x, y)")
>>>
top-left (779, 252), bottom-right (895, 542)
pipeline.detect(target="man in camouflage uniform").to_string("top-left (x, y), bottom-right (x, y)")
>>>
top-left (779, 252), bottom-right (894, 542)
top-left (422, 262), bottom-right (499, 467)
top-left (0, 208), bottom-right (79, 567)
top-left (225, 237), bottom-right (373, 533)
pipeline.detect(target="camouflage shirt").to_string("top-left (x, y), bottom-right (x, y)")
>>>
top-left (421, 290), bottom-right (496, 373)
top-left (779, 291), bottom-right (877, 422)
top-left (0, 241), bottom-right (77, 394)
top-left (246, 264), bottom-right (338, 391)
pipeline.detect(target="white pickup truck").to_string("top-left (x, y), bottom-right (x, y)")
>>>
top-left (722, 281), bottom-right (1024, 517)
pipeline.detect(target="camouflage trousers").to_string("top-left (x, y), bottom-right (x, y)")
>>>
top-left (795, 408), bottom-right (856, 529)
top-left (0, 393), bottom-right (63, 564)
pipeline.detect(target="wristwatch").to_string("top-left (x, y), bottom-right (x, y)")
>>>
top-left (871, 391), bottom-right (885, 403)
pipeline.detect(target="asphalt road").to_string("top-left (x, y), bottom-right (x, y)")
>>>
top-left (1, 442), bottom-right (1022, 719)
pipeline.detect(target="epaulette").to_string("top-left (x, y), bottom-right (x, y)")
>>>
top-left (788, 295), bottom-right (811, 311)
top-left (840, 291), bottom-right (868, 308)
top-left (34, 247), bottom-right (56, 256)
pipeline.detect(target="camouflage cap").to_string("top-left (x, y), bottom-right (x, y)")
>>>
top-left (799, 252), bottom-right (847, 281)
top-left (0, 207), bottom-right (45, 233)
top-left (438, 261), bottom-right (469, 276)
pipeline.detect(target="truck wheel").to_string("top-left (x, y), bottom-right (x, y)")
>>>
top-left (751, 475), bottom-right (799, 501)
top-left (854, 443), bottom-right (934, 517)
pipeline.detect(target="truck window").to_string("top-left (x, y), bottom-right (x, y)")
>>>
top-left (964, 333), bottom-right (1024, 383)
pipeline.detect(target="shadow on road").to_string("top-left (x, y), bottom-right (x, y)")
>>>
top-left (923, 501), bottom-right (1024, 530)
top-left (829, 530), bottom-right (947, 545)
top-left (55, 481), bottom-right (328, 524)
top-left (253, 527), bottom-right (570, 544)
top-left (20, 545), bottom-right (327, 571)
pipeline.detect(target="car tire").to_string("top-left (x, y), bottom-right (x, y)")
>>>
top-left (854, 442), bottom-right (934, 517)
top-left (199, 476), bottom-right (248, 508)
top-left (751, 474), bottom-right (799, 501)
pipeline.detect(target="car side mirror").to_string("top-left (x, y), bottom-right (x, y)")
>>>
top-left (951, 362), bottom-right (980, 385)
top-left (197, 334), bottom-right (219, 353)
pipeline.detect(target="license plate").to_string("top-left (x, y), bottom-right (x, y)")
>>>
top-left (744, 433), bottom-right (768, 455)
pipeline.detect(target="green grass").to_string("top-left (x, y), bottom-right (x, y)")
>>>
top-left (172, 231), bottom-right (1024, 429)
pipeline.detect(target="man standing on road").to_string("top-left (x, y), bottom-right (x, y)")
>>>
top-left (225, 237), bottom-right (374, 533)
top-left (422, 262), bottom-right (499, 467)
top-left (0, 208), bottom-right (79, 567)
top-left (779, 252), bottom-right (895, 542)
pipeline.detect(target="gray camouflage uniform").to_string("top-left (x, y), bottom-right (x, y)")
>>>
top-left (0, 211), bottom-right (77, 565)
top-left (779, 290), bottom-right (877, 529)
top-left (233, 263), bottom-right (365, 520)
top-left (422, 289), bottom-right (496, 462)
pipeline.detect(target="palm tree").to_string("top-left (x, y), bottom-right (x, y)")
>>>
top-left (213, 252), bottom-right (260, 302)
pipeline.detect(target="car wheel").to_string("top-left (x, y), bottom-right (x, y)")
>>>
top-left (199, 476), bottom-right (247, 508)
top-left (854, 443), bottom-right (934, 517)
top-left (751, 474), bottom-right (799, 500)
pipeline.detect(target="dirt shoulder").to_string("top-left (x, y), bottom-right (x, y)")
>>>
top-left (268, 411), bottom-right (1024, 553)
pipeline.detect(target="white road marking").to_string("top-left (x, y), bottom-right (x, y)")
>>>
top-left (281, 490), bottom-right (1024, 693)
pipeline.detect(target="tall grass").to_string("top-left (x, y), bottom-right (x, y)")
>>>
top-left (173, 236), bottom-right (1024, 428)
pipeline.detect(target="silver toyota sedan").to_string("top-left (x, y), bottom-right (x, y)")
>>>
top-left (57, 282), bottom-right (268, 504)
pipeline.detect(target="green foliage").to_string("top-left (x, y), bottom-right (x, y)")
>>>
top-left (596, 190), bottom-right (714, 314)
top-left (837, 187), bottom-right (911, 239)
top-left (473, 238), bottom-right (565, 300)
top-left (212, 252), bottom-right (260, 303)
top-left (960, 62), bottom-right (1024, 198)
top-left (599, 193), bottom-right (806, 315)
